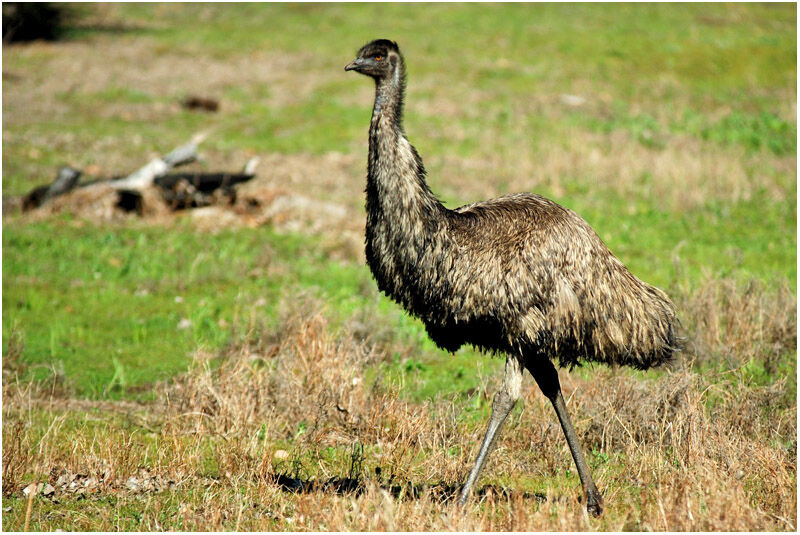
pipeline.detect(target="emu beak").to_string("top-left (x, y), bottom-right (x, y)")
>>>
top-left (344, 58), bottom-right (363, 71)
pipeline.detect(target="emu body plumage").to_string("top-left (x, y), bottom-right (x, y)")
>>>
top-left (346, 39), bottom-right (681, 516)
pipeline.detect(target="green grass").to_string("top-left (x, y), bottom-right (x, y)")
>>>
top-left (2, 217), bottom-right (375, 396)
top-left (3, 4), bottom-right (795, 195)
top-left (4, 187), bottom-right (793, 399)
top-left (1, 214), bottom-right (504, 400)
top-left (571, 106), bottom-right (797, 155)
top-left (117, 3), bottom-right (794, 94)
top-left (574, 192), bottom-right (796, 289)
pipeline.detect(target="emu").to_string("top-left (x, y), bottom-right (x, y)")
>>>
top-left (345, 39), bottom-right (680, 516)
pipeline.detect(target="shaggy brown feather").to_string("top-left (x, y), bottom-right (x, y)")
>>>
top-left (352, 40), bottom-right (681, 371)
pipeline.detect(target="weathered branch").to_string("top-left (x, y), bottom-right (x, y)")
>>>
top-left (108, 132), bottom-right (208, 191)
top-left (22, 166), bottom-right (81, 210)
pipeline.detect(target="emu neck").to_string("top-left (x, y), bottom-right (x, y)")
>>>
top-left (368, 75), bottom-right (405, 153)
top-left (371, 76), bottom-right (401, 123)
top-left (367, 74), bottom-right (444, 230)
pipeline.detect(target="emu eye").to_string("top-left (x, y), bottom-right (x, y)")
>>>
top-left (375, 55), bottom-right (383, 61)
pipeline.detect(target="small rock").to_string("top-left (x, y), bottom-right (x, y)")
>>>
top-left (177, 318), bottom-right (192, 330)
top-left (190, 206), bottom-right (242, 230)
top-left (182, 95), bottom-right (219, 112)
top-left (55, 473), bottom-right (71, 488)
top-left (42, 483), bottom-right (56, 497)
top-left (560, 94), bottom-right (586, 107)
top-left (22, 483), bottom-right (43, 496)
top-left (85, 164), bottom-right (103, 176)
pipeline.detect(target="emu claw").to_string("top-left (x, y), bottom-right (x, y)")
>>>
top-left (586, 490), bottom-right (604, 517)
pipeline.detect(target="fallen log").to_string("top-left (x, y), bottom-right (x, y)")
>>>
top-left (18, 133), bottom-right (262, 217)
top-left (154, 172), bottom-right (254, 193)
top-left (21, 134), bottom-right (207, 211)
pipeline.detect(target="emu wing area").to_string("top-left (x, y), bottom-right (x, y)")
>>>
top-left (433, 193), bottom-right (677, 369)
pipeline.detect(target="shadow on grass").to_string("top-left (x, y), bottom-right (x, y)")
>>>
top-left (66, 19), bottom-right (159, 36)
top-left (268, 472), bottom-right (547, 503)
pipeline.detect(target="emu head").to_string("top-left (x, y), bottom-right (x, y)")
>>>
top-left (345, 39), bottom-right (402, 80)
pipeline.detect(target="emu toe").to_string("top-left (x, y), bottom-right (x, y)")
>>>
top-left (586, 490), bottom-right (604, 517)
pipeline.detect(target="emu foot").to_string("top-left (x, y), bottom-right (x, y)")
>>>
top-left (585, 489), bottom-right (604, 517)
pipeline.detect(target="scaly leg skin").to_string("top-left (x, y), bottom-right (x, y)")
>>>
top-left (458, 356), bottom-right (523, 505)
top-left (528, 358), bottom-right (604, 517)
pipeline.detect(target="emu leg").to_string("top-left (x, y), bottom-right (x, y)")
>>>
top-left (458, 356), bottom-right (523, 505)
top-left (528, 358), bottom-right (603, 516)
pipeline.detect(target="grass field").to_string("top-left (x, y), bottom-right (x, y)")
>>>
top-left (2, 3), bottom-right (796, 530)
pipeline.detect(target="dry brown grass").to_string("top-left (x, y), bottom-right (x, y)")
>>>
top-left (677, 276), bottom-right (796, 373)
top-left (426, 130), bottom-right (795, 212)
top-left (2, 283), bottom-right (795, 530)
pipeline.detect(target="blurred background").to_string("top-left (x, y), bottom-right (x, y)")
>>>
top-left (2, 3), bottom-right (796, 530)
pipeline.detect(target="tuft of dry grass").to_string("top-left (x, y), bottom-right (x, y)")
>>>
top-left (677, 276), bottom-right (796, 373)
top-left (165, 302), bottom-right (377, 440)
top-left (163, 301), bottom-right (472, 487)
top-left (2, 420), bottom-right (34, 497)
